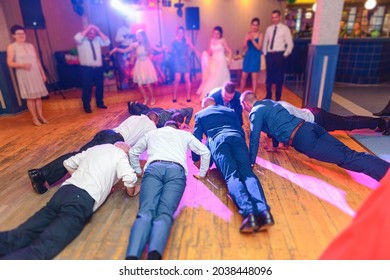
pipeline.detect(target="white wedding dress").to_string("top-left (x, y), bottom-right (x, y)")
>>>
top-left (197, 39), bottom-right (230, 101)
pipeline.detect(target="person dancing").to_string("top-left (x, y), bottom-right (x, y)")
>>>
top-left (197, 26), bottom-right (232, 101)
top-left (240, 17), bottom-right (263, 95)
top-left (111, 29), bottom-right (158, 105)
top-left (171, 26), bottom-right (199, 103)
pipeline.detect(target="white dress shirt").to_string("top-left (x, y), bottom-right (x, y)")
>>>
top-left (63, 144), bottom-right (137, 212)
top-left (74, 32), bottom-right (110, 67)
top-left (263, 23), bottom-right (294, 57)
top-left (129, 126), bottom-right (211, 177)
top-left (115, 26), bottom-right (132, 47)
top-left (278, 101), bottom-right (315, 123)
top-left (113, 115), bottom-right (157, 146)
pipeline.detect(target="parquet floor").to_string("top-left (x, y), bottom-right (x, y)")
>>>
top-left (0, 81), bottom-right (375, 259)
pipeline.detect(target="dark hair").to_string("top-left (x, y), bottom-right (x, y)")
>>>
top-left (213, 26), bottom-right (223, 37)
top-left (223, 81), bottom-right (236, 94)
top-left (272, 10), bottom-right (281, 16)
top-left (10, 25), bottom-right (25, 35)
top-left (172, 112), bottom-right (184, 124)
top-left (164, 120), bottom-right (179, 129)
top-left (251, 17), bottom-right (260, 25)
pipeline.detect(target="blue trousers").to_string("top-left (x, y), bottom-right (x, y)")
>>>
top-left (126, 162), bottom-right (186, 259)
top-left (41, 129), bottom-right (124, 185)
top-left (0, 185), bottom-right (94, 259)
top-left (309, 107), bottom-right (379, 131)
top-left (210, 132), bottom-right (269, 217)
top-left (293, 122), bottom-right (389, 181)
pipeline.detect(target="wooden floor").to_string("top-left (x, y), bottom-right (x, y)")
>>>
top-left (0, 81), bottom-right (376, 260)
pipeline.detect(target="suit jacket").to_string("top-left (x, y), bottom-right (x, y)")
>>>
top-left (192, 105), bottom-right (245, 162)
top-left (209, 88), bottom-right (243, 126)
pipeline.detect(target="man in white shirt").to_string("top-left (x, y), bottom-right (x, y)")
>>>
top-left (74, 25), bottom-right (110, 113)
top-left (0, 142), bottom-right (137, 260)
top-left (263, 10), bottom-right (294, 101)
top-left (278, 101), bottom-right (390, 135)
top-left (27, 112), bottom-right (159, 195)
top-left (126, 121), bottom-right (210, 260)
top-left (115, 17), bottom-right (133, 48)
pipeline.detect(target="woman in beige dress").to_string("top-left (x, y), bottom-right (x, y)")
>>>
top-left (7, 25), bottom-right (49, 126)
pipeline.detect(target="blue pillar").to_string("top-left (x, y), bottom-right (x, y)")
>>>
top-left (303, 44), bottom-right (339, 111)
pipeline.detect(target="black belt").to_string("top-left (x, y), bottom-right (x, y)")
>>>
top-left (267, 51), bottom-right (284, 54)
top-left (150, 160), bottom-right (184, 170)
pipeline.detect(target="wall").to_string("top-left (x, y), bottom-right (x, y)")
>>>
top-left (1, 0), bottom-right (286, 83)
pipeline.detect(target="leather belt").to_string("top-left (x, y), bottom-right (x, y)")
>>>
top-left (150, 160), bottom-right (184, 170)
top-left (289, 121), bottom-right (304, 146)
top-left (267, 51), bottom-right (284, 54)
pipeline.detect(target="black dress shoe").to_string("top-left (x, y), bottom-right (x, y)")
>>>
top-left (84, 108), bottom-right (92, 113)
top-left (255, 210), bottom-right (275, 232)
top-left (239, 213), bottom-right (259, 233)
top-left (380, 117), bottom-right (390, 136)
top-left (97, 105), bottom-right (108, 109)
top-left (27, 169), bottom-right (47, 194)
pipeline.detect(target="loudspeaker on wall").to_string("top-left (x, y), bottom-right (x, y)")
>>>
top-left (19, 0), bottom-right (46, 29)
top-left (0, 52), bottom-right (27, 115)
top-left (185, 7), bottom-right (200, 30)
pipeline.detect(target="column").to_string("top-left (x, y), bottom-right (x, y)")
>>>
top-left (303, 0), bottom-right (344, 111)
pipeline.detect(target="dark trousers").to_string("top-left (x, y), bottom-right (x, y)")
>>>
top-left (128, 102), bottom-right (150, 115)
top-left (41, 130), bottom-right (124, 185)
top-left (292, 122), bottom-right (389, 181)
top-left (126, 162), bottom-right (186, 258)
top-left (0, 185), bottom-right (94, 260)
top-left (309, 108), bottom-right (379, 131)
top-left (210, 133), bottom-right (269, 217)
top-left (80, 65), bottom-right (104, 110)
top-left (265, 52), bottom-right (286, 101)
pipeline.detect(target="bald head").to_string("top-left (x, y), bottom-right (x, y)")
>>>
top-left (201, 97), bottom-right (216, 109)
top-left (146, 111), bottom-right (159, 125)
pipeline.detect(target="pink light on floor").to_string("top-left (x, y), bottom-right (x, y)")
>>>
top-left (255, 157), bottom-right (356, 217)
top-left (174, 151), bottom-right (233, 221)
top-left (303, 160), bottom-right (380, 190)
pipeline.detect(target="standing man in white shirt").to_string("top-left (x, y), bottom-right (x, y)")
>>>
top-left (0, 142), bottom-right (138, 260)
top-left (74, 25), bottom-right (110, 113)
top-left (27, 112), bottom-right (159, 195)
top-left (126, 121), bottom-right (211, 260)
top-left (262, 10), bottom-right (293, 101)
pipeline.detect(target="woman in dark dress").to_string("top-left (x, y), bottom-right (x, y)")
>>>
top-left (171, 26), bottom-right (199, 103)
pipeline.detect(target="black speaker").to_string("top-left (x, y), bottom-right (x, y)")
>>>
top-left (0, 52), bottom-right (27, 115)
top-left (19, 0), bottom-right (46, 29)
top-left (185, 7), bottom-right (200, 30)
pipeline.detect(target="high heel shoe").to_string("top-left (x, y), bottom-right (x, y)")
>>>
top-left (150, 98), bottom-right (155, 106)
top-left (143, 98), bottom-right (149, 105)
top-left (32, 118), bottom-right (41, 126)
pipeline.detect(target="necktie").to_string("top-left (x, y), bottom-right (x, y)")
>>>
top-left (89, 40), bottom-right (97, 60)
top-left (270, 25), bottom-right (277, 50)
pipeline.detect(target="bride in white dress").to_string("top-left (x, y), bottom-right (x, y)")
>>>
top-left (197, 26), bottom-right (233, 101)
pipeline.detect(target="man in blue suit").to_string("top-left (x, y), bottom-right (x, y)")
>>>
top-left (192, 97), bottom-right (274, 233)
top-left (240, 91), bottom-right (390, 182)
top-left (208, 81), bottom-right (243, 126)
